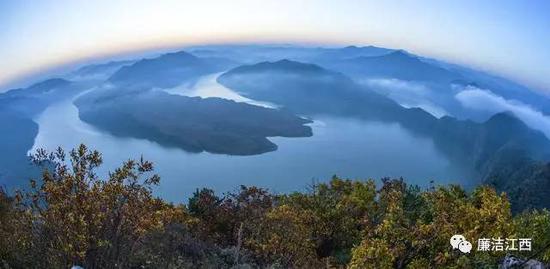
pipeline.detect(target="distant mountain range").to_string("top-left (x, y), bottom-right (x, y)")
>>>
top-left (191, 45), bottom-right (550, 119)
top-left (108, 51), bottom-right (237, 88)
top-left (69, 60), bottom-right (135, 81)
top-left (218, 58), bottom-right (550, 212)
top-left (218, 59), bottom-right (435, 130)
top-left (325, 50), bottom-right (462, 83)
top-left (75, 54), bottom-right (312, 155)
top-left (2, 44), bottom-right (550, 211)
top-left (315, 45), bottom-right (395, 59)
top-left (219, 59), bottom-right (550, 161)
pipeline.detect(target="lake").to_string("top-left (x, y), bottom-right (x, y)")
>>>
top-left (30, 75), bottom-right (476, 202)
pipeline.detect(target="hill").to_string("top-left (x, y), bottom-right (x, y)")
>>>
top-left (108, 51), bottom-right (236, 88)
top-left (69, 60), bottom-right (135, 80)
top-left (76, 75), bottom-right (312, 155)
top-left (328, 50), bottom-right (462, 83)
top-left (218, 59), bottom-right (436, 130)
top-left (219, 60), bottom-right (550, 211)
top-left (0, 78), bottom-right (90, 187)
top-left (0, 110), bottom-right (39, 188)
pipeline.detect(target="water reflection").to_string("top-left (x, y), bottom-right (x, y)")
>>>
top-left (31, 75), bottom-right (475, 202)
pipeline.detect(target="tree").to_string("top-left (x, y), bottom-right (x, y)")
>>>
top-left (3, 145), bottom-right (185, 268)
top-left (350, 180), bottom-right (515, 268)
top-left (280, 176), bottom-right (377, 266)
top-left (513, 209), bottom-right (550, 263)
top-left (2, 146), bottom-right (549, 268)
top-left (248, 204), bottom-right (321, 268)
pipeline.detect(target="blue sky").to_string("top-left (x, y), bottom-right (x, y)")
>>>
top-left (1, 0), bottom-right (549, 92)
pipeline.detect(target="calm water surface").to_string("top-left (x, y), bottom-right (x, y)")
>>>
top-left (31, 75), bottom-right (475, 202)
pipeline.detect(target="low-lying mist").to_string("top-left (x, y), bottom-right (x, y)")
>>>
top-left (361, 78), bottom-right (448, 118)
top-left (456, 85), bottom-right (550, 138)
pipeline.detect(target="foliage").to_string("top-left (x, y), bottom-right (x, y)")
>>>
top-left (349, 181), bottom-right (515, 268)
top-left (513, 209), bottom-right (550, 263)
top-left (1, 145), bottom-right (550, 268)
top-left (279, 177), bottom-right (377, 266)
top-left (1, 145), bottom-right (186, 269)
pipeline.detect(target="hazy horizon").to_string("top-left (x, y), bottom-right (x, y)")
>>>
top-left (2, 0), bottom-right (549, 93)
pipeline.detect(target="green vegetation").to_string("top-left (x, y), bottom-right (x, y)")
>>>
top-left (218, 60), bottom-right (550, 214)
top-left (75, 90), bottom-right (312, 155)
top-left (1, 145), bottom-right (550, 268)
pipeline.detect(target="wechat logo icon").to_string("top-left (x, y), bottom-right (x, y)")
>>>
top-left (450, 234), bottom-right (472, 254)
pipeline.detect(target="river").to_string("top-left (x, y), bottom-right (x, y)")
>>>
top-left (30, 74), bottom-right (474, 202)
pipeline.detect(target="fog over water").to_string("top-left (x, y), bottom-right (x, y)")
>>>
top-left (30, 75), bottom-right (474, 202)
top-left (163, 73), bottom-right (277, 108)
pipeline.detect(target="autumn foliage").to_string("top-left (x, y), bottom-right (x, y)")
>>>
top-left (1, 145), bottom-right (549, 268)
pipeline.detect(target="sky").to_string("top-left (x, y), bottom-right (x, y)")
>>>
top-left (1, 0), bottom-right (549, 92)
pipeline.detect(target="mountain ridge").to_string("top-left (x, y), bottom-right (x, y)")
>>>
top-left (218, 59), bottom-right (550, 197)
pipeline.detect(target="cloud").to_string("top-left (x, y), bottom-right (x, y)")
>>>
top-left (455, 86), bottom-right (550, 138)
top-left (362, 78), bottom-right (448, 118)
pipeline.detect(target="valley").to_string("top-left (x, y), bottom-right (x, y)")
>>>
top-left (1, 44), bottom-right (549, 212)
